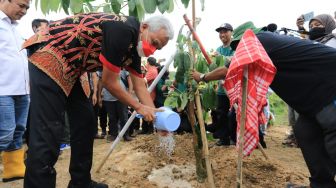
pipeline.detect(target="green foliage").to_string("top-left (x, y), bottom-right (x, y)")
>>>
top-left (268, 92), bottom-right (288, 126)
top-left (36, 0), bottom-right (198, 21)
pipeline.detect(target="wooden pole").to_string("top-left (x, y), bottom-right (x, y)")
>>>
top-left (195, 90), bottom-right (215, 188)
top-left (237, 66), bottom-right (248, 188)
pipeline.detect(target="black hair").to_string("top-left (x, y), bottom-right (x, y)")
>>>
top-left (32, 19), bottom-right (49, 31)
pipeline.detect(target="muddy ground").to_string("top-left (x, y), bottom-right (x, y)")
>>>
top-left (0, 125), bottom-right (309, 188)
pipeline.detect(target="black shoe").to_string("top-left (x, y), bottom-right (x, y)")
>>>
top-left (215, 139), bottom-right (230, 146)
top-left (90, 180), bottom-right (108, 188)
top-left (205, 124), bottom-right (217, 133)
top-left (106, 135), bottom-right (116, 142)
top-left (68, 180), bottom-right (108, 188)
top-left (259, 140), bottom-right (267, 148)
top-left (123, 135), bottom-right (133, 142)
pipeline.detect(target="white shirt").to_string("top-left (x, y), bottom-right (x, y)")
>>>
top-left (0, 10), bottom-right (29, 95)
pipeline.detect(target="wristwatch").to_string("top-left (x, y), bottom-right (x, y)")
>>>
top-left (200, 74), bottom-right (208, 82)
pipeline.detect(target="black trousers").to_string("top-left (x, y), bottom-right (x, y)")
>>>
top-left (103, 100), bottom-right (128, 136)
top-left (214, 94), bottom-right (236, 141)
top-left (294, 101), bottom-right (336, 188)
top-left (24, 64), bottom-right (96, 188)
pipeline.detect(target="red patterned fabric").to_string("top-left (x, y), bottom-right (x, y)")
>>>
top-left (224, 29), bottom-right (276, 156)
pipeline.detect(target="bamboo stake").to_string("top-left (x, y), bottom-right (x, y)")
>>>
top-left (237, 66), bottom-right (248, 188)
top-left (195, 90), bottom-right (215, 188)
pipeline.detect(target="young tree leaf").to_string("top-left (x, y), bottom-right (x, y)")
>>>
top-left (143, 0), bottom-right (156, 13)
top-left (128, 0), bottom-right (136, 12)
top-left (181, 0), bottom-right (190, 8)
top-left (61, 0), bottom-right (70, 14)
top-left (40, 0), bottom-right (50, 15)
top-left (70, 0), bottom-right (84, 14)
top-left (167, 0), bottom-right (174, 13)
top-left (111, 0), bottom-right (121, 14)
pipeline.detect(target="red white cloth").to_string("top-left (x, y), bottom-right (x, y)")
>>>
top-left (224, 29), bottom-right (276, 156)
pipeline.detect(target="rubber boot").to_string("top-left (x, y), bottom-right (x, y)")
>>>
top-left (2, 148), bottom-right (26, 182)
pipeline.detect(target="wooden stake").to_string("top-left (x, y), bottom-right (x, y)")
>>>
top-left (195, 90), bottom-right (215, 188)
top-left (237, 66), bottom-right (248, 188)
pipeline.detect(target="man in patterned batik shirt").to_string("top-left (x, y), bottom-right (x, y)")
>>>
top-left (23, 13), bottom-right (174, 188)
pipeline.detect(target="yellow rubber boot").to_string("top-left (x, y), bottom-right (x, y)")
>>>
top-left (2, 148), bottom-right (26, 182)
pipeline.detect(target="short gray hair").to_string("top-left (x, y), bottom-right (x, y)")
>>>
top-left (143, 16), bottom-right (174, 40)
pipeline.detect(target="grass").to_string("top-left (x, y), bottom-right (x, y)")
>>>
top-left (268, 92), bottom-right (288, 126)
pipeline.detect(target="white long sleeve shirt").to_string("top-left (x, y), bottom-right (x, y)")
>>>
top-left (0, 10), bottom-right (29, 96)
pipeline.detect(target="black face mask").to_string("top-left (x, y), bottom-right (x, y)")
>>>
top-left (308, 27), bottom-right (326, 40)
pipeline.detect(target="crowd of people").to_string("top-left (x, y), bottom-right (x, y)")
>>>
top-left (1, 0), bottom-right (336, 187)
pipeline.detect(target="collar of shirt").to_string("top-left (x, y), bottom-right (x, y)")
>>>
top-left (0, 10), bottom-right (18, 26)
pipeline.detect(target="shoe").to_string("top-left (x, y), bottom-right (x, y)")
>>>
top-left (282, 137), bottom-right (298, 147)
top-left (215, 139), bottom-right (230, 146)
top-left (68, 180), bottom-right (108, 188)
top-left (90, 180), bottom-right (108, 188)
top-left (95, 134), bottom-right (105, 139)
top-left (259, 140), bottom-right (267, 148)
top-left (123, 135), bottom-right (133, 142)
top-left (60, 144), bottom-right (71, 151)
top-left (286, 183), bottom-right (310, 188)
top-left (106, 135), bottom-right (116, 142)
top-left (205, 124), bottom-right (217, 133)
top-left (1, 148), bottom-right (26, 182)
top-left (101, 131), bottom-right (106, 137)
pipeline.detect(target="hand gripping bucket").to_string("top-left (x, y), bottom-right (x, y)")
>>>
top-left (154, 107), bottom-right (181, 132)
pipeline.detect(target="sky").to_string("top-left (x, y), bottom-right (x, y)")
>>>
top-left (17, 0), bottom-right (335, 62)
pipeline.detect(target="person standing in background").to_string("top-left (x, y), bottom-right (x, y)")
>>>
top-left (0, 0), bottom-right (31, 182)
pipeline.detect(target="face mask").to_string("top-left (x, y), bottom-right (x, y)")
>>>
top-left (309, 27), bottom-right (326, 40)
top-left (137, 32), bottom-right (157, 57)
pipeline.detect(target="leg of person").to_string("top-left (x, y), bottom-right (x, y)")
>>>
top-left (117, 101), bottom-right (132, 141)
top-left (66, 80), bottom-right (107, 188)
top-left (104, 101), bottom-right (118, 142)
top-left (99, 104), bottom-right (108, 136)
top-left (215, 95), bottom-right (231, 146)
top-left (316, 101), bottom-right (336, 170)
top-left (0, 95), bottom-right (29, 182)
top-left (24, 64), bottom-right (66, 188)
top-left (294, 114), bottom-right (336, 188)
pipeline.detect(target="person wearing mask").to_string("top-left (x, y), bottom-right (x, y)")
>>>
top-left (0, 0), bottom-right (30, 182)
top-left (193, 21), bottom-right (336, 188)
top-left (23, 13), bottom-right (174, 188)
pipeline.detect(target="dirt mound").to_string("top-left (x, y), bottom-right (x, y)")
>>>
top-left (0, 125), bottom-right (309, 188)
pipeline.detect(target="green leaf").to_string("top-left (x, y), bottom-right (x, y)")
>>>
top-left (70, 0), bottom-right (84, 14)
top-left (209, 61), bottom-right (218, 72)
top-left (35, 0), bottom-right (39, 11)
top-left (179, 92), bottom-right (188, 110)
top-left (40, 0), bottom-right (50, 15)
top-left (181, 0), bottom-right (190, 8)
top-left (201, 85), bottom-right (217, 110)
top-left (128, 0), bottom-right (136, 11)
top-left (135, 0), bottom-right (145, 20)
top-left (103, 4), bottom-right (112, 13)
top-left (164, 91), bottom-right (180, 108)
top-left (167, 0), bottom-right (174, 13)
top-left (49, 0), bottom-right (60, 12)
top-left (157, 0), bottom-right (169, 14)
top-left (111, 0), bottom-right (121, 14)
top-left (143, 0), bottom-right (156, 13)
top-left (61, 0), bottom-right (70, 14)
top-left (183, 53), bottom-right (191, 71)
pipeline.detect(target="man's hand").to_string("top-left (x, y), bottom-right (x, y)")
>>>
top-left (296, 15), bottom-right (305, 30)
top-left (192, 70), bottom-right (202, 83)
top-left (135, 104), bottom-right (163, 122)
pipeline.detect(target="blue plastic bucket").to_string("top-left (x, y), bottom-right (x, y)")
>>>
top-left (154, 107), bottom-right (180, 132)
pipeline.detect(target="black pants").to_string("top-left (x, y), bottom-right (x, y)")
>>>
top-left (294, 101), bottom-right (336, 188)
top-left (93, 103), bottom-right (108, 134)
top-left (24, 64), bottom-right (96, 188)
top-left (214, 95), bottom-right (236, 141)
top-left (104, 100), bottom-right (128, 136)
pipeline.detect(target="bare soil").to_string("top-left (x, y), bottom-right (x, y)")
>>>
top-left (0, 125), bottom-right (309, 188)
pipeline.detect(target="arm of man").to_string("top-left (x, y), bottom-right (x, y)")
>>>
top-left (102, 67), bottom-right (158, 121)
top-left (91, 72), bottom-right (98, 105)
top-left (192, 66), bottom-right (228, 82)
top-left (129, 73), bottom-right (155, 108)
